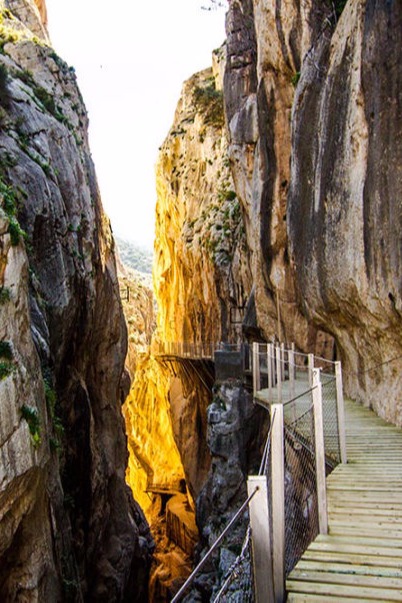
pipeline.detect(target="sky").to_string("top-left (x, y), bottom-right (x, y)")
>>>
top-left (45, 0), bottom-right (226, 249)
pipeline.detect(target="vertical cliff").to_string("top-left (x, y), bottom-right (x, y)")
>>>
top-left (288, 0), bottom-right (402, 422)
top-left (0, 2), bottom-right (152, 600)
top-left (154, 50), bottom-right (252, 346)
top-left (223, 0), bottom-right (335, 353)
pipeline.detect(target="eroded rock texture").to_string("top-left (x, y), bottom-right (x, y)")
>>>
top-left (182, 382), bottom-right (267, 601)
top-left (0, 2), bottom-right (152, 600)
top-left (154, 52), bottom-right (252, 346)
top-left (288, 0), bottom-right (402, 422)
top-left (224, 0), bottom-right (334, 353)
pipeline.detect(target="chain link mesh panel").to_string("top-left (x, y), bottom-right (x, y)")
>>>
top-left (284, 405), bottom-right (319, 575)
top-left (321, 376), bottom-right (341, 466)
top-left (213, 528), bottom-right (255, 602)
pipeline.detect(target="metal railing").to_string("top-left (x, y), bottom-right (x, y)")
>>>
top-left (165, 341), bottom-right (347, 603)
top-left (248, 342), bottom-right (347, 602)
top-left (170, 488), bottom-right (258, 602)
top-left (152, 340), bottom-right (248, 361)
top-left (252, 343), bottom-right (346, 465)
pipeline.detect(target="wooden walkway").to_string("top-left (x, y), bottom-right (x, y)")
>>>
top-left (286, 398), bottom-right (402, 602)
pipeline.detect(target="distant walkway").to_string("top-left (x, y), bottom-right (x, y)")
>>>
top-left (286, 398), bottom-right (402, 602)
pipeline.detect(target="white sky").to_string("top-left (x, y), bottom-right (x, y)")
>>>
top-left (45, 0), bottom-right (226, 249)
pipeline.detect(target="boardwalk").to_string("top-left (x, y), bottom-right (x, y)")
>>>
top-left (286, 398), bottom-right (402, 602)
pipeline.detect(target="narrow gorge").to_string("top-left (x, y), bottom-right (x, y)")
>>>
top-left (1, 0), bottom-right (401, 601)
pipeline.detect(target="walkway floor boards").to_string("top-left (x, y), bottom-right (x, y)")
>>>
top-left (286, 399), bottom-right (402, 601)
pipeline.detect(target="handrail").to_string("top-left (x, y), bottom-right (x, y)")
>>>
top-left (171, 486), bottom-right (259, 603)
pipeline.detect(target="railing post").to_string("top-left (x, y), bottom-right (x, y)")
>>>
top-left (253, 343), bottom-right (260, 397)
top-left (289, 346), bottom-right (295, 400)
top-left (289, 346), bottom-right (296, 421)
top-left (308, 353), bottom-right (314, 387)
top-left (335, 361), bottom-right (347, 464)
top-left (268, 343), bottom-right (273, 400)
top-left (280, 342), bottom-right (285, 381)
top-left (271, 403), bottom-right (285, 602)
top-left (276, 346), bottom-right (282, 403)
top-left (247, 476), bottom-right (275, 603)
top-left (312, 368), bottom-right (328, 535)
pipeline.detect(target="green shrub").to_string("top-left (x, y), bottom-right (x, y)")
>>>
top-left (0, 287), bottom-right (11, 304)
top-left (0, 340), bottom-right (13, 360)
top-left (8, 216), bottom-right (26, 246)
top-left (334, 0), bottom-right (347, 17)
top-left (291, 71), bottom-right (301, 87)
top-left (0, 63), bottom-right (10, 108)
top-left (193, 82), bottom-right (224, 128)
top-left (0, 360), bottom-right (13, 380)
top-left (21, 404), bottom-right (41, 447)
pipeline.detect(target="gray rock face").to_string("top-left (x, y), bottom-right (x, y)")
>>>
top-left (192, 382), bottom-right (268, 600)
top-left (0, 5), bottom-right (152, 601)
top-left (224, 0), bottom-right (334, 353)
top-left (288, 0), bottom-right (402, 422)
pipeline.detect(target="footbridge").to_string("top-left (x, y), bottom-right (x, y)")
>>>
top-left (170, 342), bottom-right (402, 602)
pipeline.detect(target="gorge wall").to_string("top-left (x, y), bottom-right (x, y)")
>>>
top-left (0, 2), bottom-right (152, 600)
top-left (154, 0), bottom-right (402, 427)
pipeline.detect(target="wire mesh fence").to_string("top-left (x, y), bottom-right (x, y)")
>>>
top-left (321, 376), bottom-right (341, 466)
top-left (283, 403), bottom-right (319, 575)
top-left (212, 527), bottom-right (255, 602)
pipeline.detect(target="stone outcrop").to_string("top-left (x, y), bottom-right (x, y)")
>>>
top-left (183, 382), bottom-right (267, 601)
top-left (288, 0), bottom-right (402, 423)
top-left (0, 2), bottom-right (152, 600)
top-left (154, 52), bottom-right (252, 346)
top-left (223, 0), bottom-right (334, 353)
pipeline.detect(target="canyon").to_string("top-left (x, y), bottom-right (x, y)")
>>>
top-left (0, 0), bottom-right (401, 601)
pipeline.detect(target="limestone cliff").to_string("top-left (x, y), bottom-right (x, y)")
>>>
top-left (154, 51), bottom-right (252, 346)
top-left (288, 0), bottom-right (402, 423)
top-left (157, 0), bottom-right (402, 423)
top-left (0, 2), bottom-right (151, 600)
top-left (223, 0), bottom-right (335, 354)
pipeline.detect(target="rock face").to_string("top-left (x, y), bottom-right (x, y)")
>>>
top-left (154, 53), bottom-right (252, 346)
top-left (184, 382), bottom-right (267, 601)
top-left (0, 2), bottom-right (152, 600)
top-left (223, 0), bottom-right (334, 353)
top-left (288, 0), bottom-right (402, 422)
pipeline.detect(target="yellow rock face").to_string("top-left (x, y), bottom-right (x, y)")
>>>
top-left (154, 51), bottom-right (252, 347)
top-left (123, 353), bottom-right (185, 516)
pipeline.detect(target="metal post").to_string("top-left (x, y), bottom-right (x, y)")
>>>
top-left (280, 342), bottom-right (285, 381)
top-left (247, 476), bottom-right (275, 603)
top-left (289, 347), bottom-right (295, 398)
top-left (308, 353), bottom-right (314, 387)
top-left (268, 343), bottom-right (273, 400)
top-left (335, 361), bottom-right (347, 464)
top-left (276, 346), bottom-right (282, 403)
top-left (289, 346), bottom-right (296, 421)
top-left (312, 368), bottom-right (328, 535)
top-left (271, 403), bottom-right (285, 602)
top-left (253, 342), bottom-right (260, 397)
top-left (291, 342), bottom-right (296, 380)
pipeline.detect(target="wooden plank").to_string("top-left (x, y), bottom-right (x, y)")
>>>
top-left (308, 541), bottom-right (402, 557)
top-left (329, 525), bottom-right (402, 540)
top-left (315, 533), bottom-right (402, 548)
top-left (271, 403), bottom-right (285, 602)
top-left (286, 580), bottom-right (402, 600)
top-left (289, 568), bottom-right (402, 589)
top-left (303, 549), bottom-right (402, 567)
top-left (247, 476), bottom-right (274, 603)
top-left (295, 559), bottom-right (402, 577)
top-left (287, 592), bottom-right (399, 603)
top-left (312, 368), bottom-right (328, 535)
